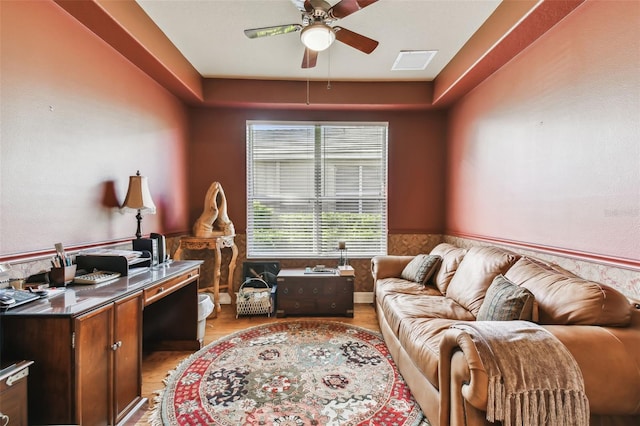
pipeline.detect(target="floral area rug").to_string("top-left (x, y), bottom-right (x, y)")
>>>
top-left (152, 320), bottom-right (429, 425)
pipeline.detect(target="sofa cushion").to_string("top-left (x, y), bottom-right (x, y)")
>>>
top-left (381, 293), bottom-right (475, 336)
top-left (400, 254), bottom-right (442, 285)
top-left (375, 277), bottom-right (443, 305)
top-left (398, 317), bottom-right (459, 389)
top-left (445, 246), bottom-right (520, 316)
top-left (429, 243), bottom-right (467, 294)
top-left (476, 274), bottom-right (535, 321)
top-left (505, 257), bottom-right (632, 326)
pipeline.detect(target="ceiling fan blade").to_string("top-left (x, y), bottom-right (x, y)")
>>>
top-left (301, 48), bottom-right (318, 68)
top-left (330, 0), bottom-right (378, 19)
top-left (244, 24), bottom-right (302, 39)
top-left (356, 0), bottom-right (378, 9)
top-left (304, 0), bottom-right (314, 12)
top-left (334, 27), bottom-right (378, 54)
top-left (289, 0), bottom-right (312, 12)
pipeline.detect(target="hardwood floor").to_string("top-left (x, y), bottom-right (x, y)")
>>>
top-left (133, 303), bottom-right (380, 424)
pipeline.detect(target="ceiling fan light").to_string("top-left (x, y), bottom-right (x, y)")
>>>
top-left (301, 23), bottom-right (335, 51)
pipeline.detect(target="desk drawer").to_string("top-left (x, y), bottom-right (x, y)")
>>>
top-left (144, 269), bottom-right (199, 306)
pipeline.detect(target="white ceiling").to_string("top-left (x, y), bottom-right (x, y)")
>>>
top-left (136, 0), bottom-right (502, 82)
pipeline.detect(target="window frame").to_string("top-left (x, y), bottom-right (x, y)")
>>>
top-left (246, 120), bottom-right (388, 259)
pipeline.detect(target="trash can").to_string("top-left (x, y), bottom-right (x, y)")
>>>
top-left (197, 294), bottom-right (214, 340)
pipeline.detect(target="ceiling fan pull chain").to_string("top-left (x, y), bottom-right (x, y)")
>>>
top-left (327, 46), bottom-right (332, 90)
top-left (306, 47), bottom-right (310, 105)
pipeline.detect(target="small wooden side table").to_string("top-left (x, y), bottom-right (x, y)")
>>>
top-left (174, 235), bottom-right (238, 313)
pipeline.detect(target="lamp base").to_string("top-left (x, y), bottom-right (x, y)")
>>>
top-left (135, 210), bottom-right (143, 239)
top-left (338, 248), bottom-right (348, 267)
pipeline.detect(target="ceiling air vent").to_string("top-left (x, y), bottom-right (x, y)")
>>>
top-left (391, 50), bottom-right (437, 71)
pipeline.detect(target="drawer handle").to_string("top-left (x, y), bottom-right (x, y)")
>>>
top-left (111, 340), bottom-right (122, 351)
top-left (283, 288), bottom-right (289, 294)
top-left (294, 302), bottom-right (300, 308)
top-left (331, 302), bottom-right (336, 309)
top-left (0, 414), bottom-right (8, 426)
top-left (313, 288), bottom-right (319, 294)
top-left (298, 288), bottom-right (304, 294)
top-left (5, 368), bottom-right (28, 386)
top-left (157, 287), bottom-right (165, 293)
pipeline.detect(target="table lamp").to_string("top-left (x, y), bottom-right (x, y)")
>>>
top-left (122, 170), bottom-right (156, 239)
top-left (338, 241), bottom-right (348, 267)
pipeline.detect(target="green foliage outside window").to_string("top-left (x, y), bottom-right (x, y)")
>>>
top-left (251, 201), bottom-right (382, 256)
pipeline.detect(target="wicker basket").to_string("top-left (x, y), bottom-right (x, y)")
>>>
top-left (236, 277), bottom-right (272, 318)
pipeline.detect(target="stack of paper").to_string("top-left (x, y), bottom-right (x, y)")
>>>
top-left (338, 265), bottom-right (355, 276)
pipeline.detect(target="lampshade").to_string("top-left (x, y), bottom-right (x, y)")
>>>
top-left (122, 171), bottom-right (156, 214)
top-left (300, 23), bottom-right (335, 51)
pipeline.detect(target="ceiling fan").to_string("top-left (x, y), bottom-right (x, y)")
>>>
top-left (244, 0), bottom-right (379, 68)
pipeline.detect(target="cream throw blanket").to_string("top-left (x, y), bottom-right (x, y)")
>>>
top-left (451, 321), bottom-right (589, 426)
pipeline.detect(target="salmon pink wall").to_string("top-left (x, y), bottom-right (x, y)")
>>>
top-left (0, 0), bottom-right (190, 257)
top-left (446, 1), bottom-right (640, 262)
top-left (188, 108), bottom-right (448, 235)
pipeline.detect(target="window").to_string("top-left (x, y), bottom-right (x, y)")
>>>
top-left (247, 121), bottom-right (388, 258)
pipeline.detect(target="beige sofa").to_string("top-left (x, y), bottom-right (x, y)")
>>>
top-left (372, 243), bottom-right (640, 426)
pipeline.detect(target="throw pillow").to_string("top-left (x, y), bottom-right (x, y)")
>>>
top-left (400, 254), bottom-right (442, 285)
top-left (476, 274), bottom-right (536, 321)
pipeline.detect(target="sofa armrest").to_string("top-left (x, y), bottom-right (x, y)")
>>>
top-left (544, 310), bottom-right (640, 414)
top-left (371, 255), bottom-right (414, 280)
top-left (438, 311), bottom-right (640, 425)
top-left (438, 327), bottom-right (490, 426)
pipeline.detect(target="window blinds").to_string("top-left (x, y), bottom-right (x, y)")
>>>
top-left (246, 121), bottom-right (388, 258)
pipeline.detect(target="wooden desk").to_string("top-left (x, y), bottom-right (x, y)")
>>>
top-left (0, 360), bottom-right (33, 426)
top-left (0, 261), bottom-right (201, 426)
top-left (174, 235), bottom-right (238, 313)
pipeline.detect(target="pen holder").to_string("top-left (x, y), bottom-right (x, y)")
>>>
top-left (49, 264), bottom-right (77, 286)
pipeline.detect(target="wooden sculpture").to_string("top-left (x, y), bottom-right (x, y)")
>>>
top-left (193, 181), bottom-right (235, 238)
